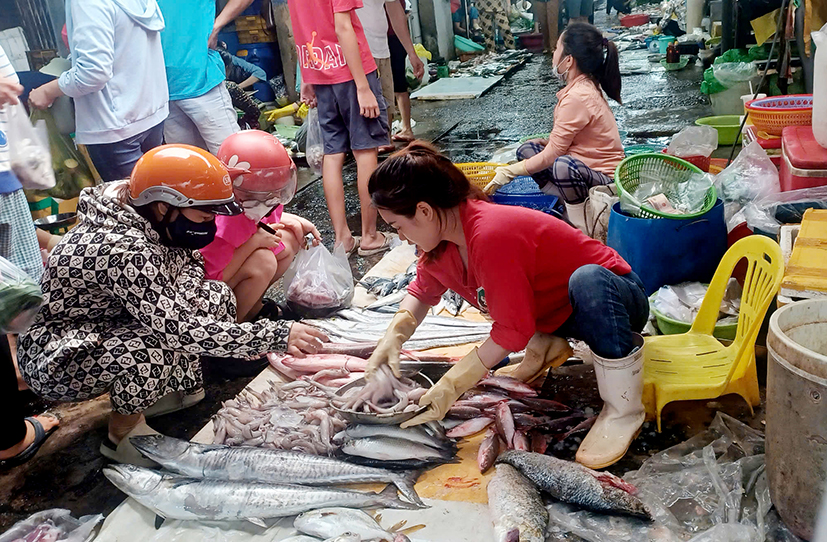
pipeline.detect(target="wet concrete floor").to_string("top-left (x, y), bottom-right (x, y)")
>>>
top-left (1, 14), bottom-right (748, 533)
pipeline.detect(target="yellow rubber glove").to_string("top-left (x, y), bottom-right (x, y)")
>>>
top-left (495, 333), bottom-right (572, 383)
top-left (400, 348), bottom-right (489, 428)
top-left (483, 161), bottom-right (529, 195)
top-left (365, 309), bottom-right (418, 379)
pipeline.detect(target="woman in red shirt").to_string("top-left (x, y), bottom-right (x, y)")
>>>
top-left (365, 142), bottom-right (648, 469)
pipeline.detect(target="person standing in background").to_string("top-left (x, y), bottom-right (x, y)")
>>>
top-left (533, 0), bottom-right (559, 53)
top-left (355, 0), bottom-right (423, 152)
top-left (388, 0), bottom-right (420, 143)
top-left (477, 0), bottom-right (515, 51)
top-left (156, 0), bottom-right (253, 153)
top-left (28, 0), bottom-right (168, 182)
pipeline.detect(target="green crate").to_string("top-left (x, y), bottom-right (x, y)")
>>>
top-left (614, 153), bottom-right (715, 219)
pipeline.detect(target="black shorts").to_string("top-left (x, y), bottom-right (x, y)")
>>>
top-left (315, 70), bottom-right (390, 154)
top-left (388, 34), bottom-right (409, 94)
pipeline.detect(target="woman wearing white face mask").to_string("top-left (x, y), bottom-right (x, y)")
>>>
top-left (485, 23), bottom-right (624, 234)
top-left (200, 130), bottom-right (322, 323)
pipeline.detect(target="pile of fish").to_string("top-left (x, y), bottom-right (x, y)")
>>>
top-left (487, 451), bottom-right (653, 542)
top-left (358, 262), bottom-right (417, 299)
top-left (439, 375), bottom-right (596, 473)
top-left (332, 365), bottom-right (427, 415)
top-left (303, 308), bottom-right (492, 350)
top-left (130, 435), bottom-right (424, 506)
top-left (211, 377), bottom-right (347, 454)
top-left (334, 423), bottom-right (458, 470)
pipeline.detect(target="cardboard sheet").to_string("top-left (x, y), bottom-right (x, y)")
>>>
top-left (410, 76), bottom-right (504, 100)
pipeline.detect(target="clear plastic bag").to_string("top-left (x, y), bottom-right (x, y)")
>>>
top-left (0, 255), bottom-right (44, 334)
top-left (667, 125), bottom-right (719, 158)
top-left (7, 102), bottom-right (55, 191)
top-left (652, 279), bottom-right (741, 324)
top-left (712, 62), bottom-right (757, 88)
top-left (0, 508), bottom-right (103, 542)
top-left (283, 240), bottom-right (353, 317)
top-left (620, 171), bottom-right (714, 216)
top-left (28, 109), bottom-right (96, 200)
top-left (546, 412), bottom-right (800, 542)
top-left (304, 107), bottom-right (324, 175)
top-left (715, 142), bottom-right (780, 229)
top-left (739, 185), bottom-right (827, 236)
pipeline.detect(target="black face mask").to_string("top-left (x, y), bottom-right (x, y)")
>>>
top-left (163, 212), bottom-right (217, 250)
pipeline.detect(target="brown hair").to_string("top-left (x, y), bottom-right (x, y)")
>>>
top-left (562, 22), bottom-right (622, 104)
top-left (369, 141), bottom-right (486, 259)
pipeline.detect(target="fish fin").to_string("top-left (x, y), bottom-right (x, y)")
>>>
top-left (247, 517), bottom-right (267, 528)
top-left (389, 519), bottom-right (407, 532)
top-left (398, 524), bottom-right (426, 536)
top-left (154, 515), bottom-right (165, 529)
top-left (392, 470), bottom-right (425, 508)
top-left (378, 484), bottom-right (422, 510)
top-left (505, 528), bottom-right (520, 542)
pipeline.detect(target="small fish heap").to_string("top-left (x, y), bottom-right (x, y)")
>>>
top-left (358, 262), bottom-right (417, 300)
top-left (440, 375), bottom-right (597, 473)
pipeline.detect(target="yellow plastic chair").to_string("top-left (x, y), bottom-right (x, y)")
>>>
top-left (642, 235), bottom-right (784, 431)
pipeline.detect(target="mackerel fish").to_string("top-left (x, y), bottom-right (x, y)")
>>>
top-left (488, 463), bottom-right (549, 542)
top-left (497, 450), bottom-right (653, 520)
top-left (103, 465), bottom-right (417, 526)
top-left (130, 435), bottom-right (424, 507)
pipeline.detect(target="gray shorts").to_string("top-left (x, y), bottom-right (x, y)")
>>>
top-left (566, 0), bottom-right (594, 17)
top-left (315, 70), bottom-right (390, 155)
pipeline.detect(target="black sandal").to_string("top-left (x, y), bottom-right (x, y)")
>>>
top-left (0, 415), bottom-right (58, 470)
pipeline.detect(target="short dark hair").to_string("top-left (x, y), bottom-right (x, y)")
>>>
top-left (562, 22), bottom-right (622, 104)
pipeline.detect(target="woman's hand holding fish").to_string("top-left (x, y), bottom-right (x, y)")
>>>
top-left (365, 309), bottom-right (418, 379)
top-left (287, 323), bottom-right (329, 357)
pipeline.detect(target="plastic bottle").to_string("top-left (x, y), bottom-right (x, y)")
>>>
top-left (666, 43), bottom-right (680, 64)
top-left (813, 23), bottom-right (827, 148)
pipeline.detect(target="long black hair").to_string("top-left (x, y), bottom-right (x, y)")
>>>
top-left (561, 22), bottom-right (622, 104)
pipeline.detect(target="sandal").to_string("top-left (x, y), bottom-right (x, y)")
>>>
top-left (0, 414), bottom-right (59, 470)
top-left (100, 420), bottom-right (159, 468)
top-left (392, 132), bottom-right (415, 143)
top-left (357, 232), bottom-right (397, 257)
top-left (143, 388), bottom-right (206, 419)
top-left (337, 235), bottom-right (361, 258)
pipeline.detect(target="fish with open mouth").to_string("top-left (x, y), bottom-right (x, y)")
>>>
top-left (488, 463), bottom-right (548, 542)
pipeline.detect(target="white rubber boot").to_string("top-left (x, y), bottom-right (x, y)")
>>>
top-left (575, 333), bottom-right (645, 469)
top-left (565, 202), bottom-right (588, 235)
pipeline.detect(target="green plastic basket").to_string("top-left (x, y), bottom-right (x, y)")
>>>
top-left (649, 293), bottom-right (738, 340)
top-left (614, 153), bottom-right (716, 219)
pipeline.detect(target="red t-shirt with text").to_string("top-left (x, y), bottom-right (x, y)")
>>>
top-left (407, 199), bottom-right (632, 352)
top-left (288, 0), bottom-right (378, 85)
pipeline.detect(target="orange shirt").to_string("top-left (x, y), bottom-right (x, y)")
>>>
top-left (546, 74), bottom-right (625, 176)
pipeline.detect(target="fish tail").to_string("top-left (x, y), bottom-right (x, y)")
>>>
top-left (377, 484), bottom-right (422, 510)
top-left (391, 470), bottom-right (426, 508)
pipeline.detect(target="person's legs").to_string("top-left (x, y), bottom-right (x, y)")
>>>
top-left (374, 57), bottom-right (396, 126)
top-left (0, 190), bottom-right (43, 283)
top-left (549, 155), bottom-right (613, 204)
top-left (515, 141), bottom-right (566, 200)
top-left (478, 9), bottom-right (497, 50)
top-left (274, 230), bottom-right (300, 281)
top-left (0, 334), bottom-right (27, 452)
top-left (174, 84), bottom-right (240, 154)
top-left (395, 92), bottom-right (413, 137)
top-left (534, 0), bottom-right (550, 50)
top-left (547, 0), bottom-right (560, 52)
top-left (558, 265), bottom-right (648, 359)
top-left (321, 152), bottom-right (355, 250)
top-left (388, 35), bottom-right (414, 141)
top-left (139, 121), bottom-right (165, 153)
top-left (494, 8), bottom-right (516, 49)
top-left (225, 248), bottom-right (279, 322)
top-left (352, 148), bottom-right (383, 250)
top-left (164, 99), bottom-right (208, 149)
top-left (85, 124), bottom-right (164, 182)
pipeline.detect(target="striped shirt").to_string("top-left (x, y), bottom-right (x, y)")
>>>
top-left (0, 45), bottom-right (23, 193)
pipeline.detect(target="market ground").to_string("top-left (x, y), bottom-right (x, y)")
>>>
top-left (1, 13), bottom-right (758, 532)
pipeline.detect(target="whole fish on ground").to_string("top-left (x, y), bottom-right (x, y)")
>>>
top-left (494, 402), bottom-right (516, 448)
top-left (334, 424), bottom-right (455, 452)
top-left (487, 464), bottom-right (549, 542)
top-left (103, 465), bottom-right (418, 526)
top-left (478, 375), bottom-right (538, 398)
top-left (477, 428), bottom-right (500, 473)
top-left (130, 435), bottom-right (424, 507)
top-left (294, 507), bottom-right (397, 541)
top-left (446, 417), bottom-right (494, 438)
top-left (340, 436), bottom-right (455, 464)
top-left (496, 451), bottom-right (653, 520)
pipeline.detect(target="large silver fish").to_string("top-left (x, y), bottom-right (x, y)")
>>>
top-left (130, 435), bottom-right (423, 507)
top-left (487, 464), bottom-right (549, 542)
top-left (103, 465), bottom-right (418, 526)
top-left (496, 451), bottom-right (653, 520)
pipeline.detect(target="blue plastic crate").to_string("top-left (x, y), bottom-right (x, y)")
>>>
top-left (489, 176), bottom-right (561, 216)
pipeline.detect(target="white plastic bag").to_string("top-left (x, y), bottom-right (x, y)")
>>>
top-left (667, 125), bottom-right (719, 158)
top-left (714, 142), bottom-right (780, 227)
top-left (0, 509), bottom-right (103, 542)
top-left (304, 107), bottom-right (324, 175)
top-left (7, 102), bottom-right (55, 190)
top-left (283, 241), bottom-right (354, 317)
top-left (0, 255), bottom-right (44, 334)
top-left (406, 43), bottom-right (431, 91)
top-left (812, 23), bottom-right (827, 148)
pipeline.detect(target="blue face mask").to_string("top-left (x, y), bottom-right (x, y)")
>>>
top-left (163, 213), bottom-right (217, 250)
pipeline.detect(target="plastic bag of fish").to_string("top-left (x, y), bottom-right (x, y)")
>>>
top-left (0, 509), bottom-right (102, 542)
top-left (283, 241), bottom-right (354, 318)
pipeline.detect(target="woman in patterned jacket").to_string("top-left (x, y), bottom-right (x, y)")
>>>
top-left (18, 144), bottom-right (327, 466)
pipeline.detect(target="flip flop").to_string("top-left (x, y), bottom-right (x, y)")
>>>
top-left (338, 235), bottom-right (361, 258)
top-left (143, 388), bottom-right (206, 419)
top-left (100, 420), bottom-right (160, 468)
top-left (392, 133), bottom-right (415, 143)
top-left (357, 232), bottom-right (397, 257)
top-left (378, 144), bottom-right (396, 154)
top-left (0, 414), bottom-right (59, 470)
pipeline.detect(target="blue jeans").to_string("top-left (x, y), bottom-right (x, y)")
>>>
top-left (556, 265), bottom-right (649, 359)
top-left (85, 121), bottom-right (165, 182)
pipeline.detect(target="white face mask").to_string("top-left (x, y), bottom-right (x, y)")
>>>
top-left (241, 200), bottom-right (275, 222)
top-left (552, 55), bottom-right (570, 84)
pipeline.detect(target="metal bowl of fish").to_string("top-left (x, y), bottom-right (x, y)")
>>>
top-left (332, 370), bottom-right (434, 426)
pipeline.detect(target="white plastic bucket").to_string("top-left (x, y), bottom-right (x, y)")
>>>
top-left (812, 23), bottom-right (827, 148)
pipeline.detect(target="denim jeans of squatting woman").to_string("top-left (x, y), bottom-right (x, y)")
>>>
top-left (555, 264), bottom-right (649, 359)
